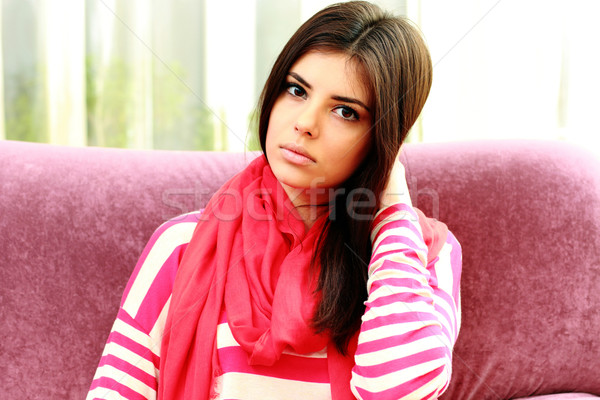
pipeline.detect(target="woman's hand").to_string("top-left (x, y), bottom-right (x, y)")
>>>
top-left (380, 153), bottom-right (412, 208)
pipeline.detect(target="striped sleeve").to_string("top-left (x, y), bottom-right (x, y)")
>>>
top-left (86, 212), bottom-right (201, 400)
top-left (351, 203), bottom-right (462, 400)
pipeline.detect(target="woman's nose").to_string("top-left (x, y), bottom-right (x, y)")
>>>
top-left (294, 102), bottom-right (320, 137)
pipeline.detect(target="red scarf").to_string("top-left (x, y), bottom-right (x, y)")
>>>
top-left (158, 155), bottom-right (447, 400)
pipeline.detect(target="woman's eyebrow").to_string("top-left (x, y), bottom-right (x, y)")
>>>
top-left (332, 95), bottom-right (371, 113)
top-left (288, 72), bottom-right (371, 112)
top-left (288, 72), bottom-right (312, 89)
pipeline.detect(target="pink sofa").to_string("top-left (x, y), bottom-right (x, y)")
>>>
top-left (1, 139), bottom-right (599, 399)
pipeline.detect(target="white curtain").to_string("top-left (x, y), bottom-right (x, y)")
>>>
top-left (405, 0), bottom-right (600, 155)
top-left (45, 0), bottom-right (86, 145)
top-left (1, 0), bottom-right (598, 152)
top-left (0, 2), bottom-right (5, 141)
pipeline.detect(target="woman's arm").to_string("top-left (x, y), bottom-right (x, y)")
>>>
top-left (86, 212), bottom-right (201, 400)
top-left (350, 159), bottom-right (462, 400)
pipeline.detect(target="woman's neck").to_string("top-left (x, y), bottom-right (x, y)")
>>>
top-left (280, 183), bottom-right (330, 229)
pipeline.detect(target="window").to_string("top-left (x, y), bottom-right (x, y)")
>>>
top-left (1, 0), bottom-right (598, 156)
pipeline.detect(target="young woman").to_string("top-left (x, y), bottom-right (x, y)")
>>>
top-left (87, 2), bottom-right (462, 400)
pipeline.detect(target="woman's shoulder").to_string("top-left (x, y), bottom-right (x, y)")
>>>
top-left (118, 210), bottom-right (204, 316)
top-left (150, 210), bottom-right (204, 245)
top-left (131, 209), bottom-right (205, 279)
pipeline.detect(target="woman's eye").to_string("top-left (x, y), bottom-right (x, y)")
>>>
top-left (335, 106), bottom-right (359, 121)
top-left (286, 84), bottom-right (306, 98)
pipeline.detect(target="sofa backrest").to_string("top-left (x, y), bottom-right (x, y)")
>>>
top-left (1, 139), bottom-right (599, 399)
top-left (401, 141), bottom-right (600, 399)
top-left (0, 141), bottom-right (256, 399)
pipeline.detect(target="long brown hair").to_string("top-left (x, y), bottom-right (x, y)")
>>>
top-left (257, 1), bottom-right (433, 354)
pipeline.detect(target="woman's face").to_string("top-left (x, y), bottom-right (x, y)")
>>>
top-left (265, 51), bottom-right (373, 205)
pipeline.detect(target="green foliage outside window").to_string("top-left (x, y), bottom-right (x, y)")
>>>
top-left (5, 55), bottom-right (219, 151)
top-left (5, 67), bottom-right (47, 144)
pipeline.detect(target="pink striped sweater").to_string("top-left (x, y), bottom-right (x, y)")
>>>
top-left (87, 203), bottom-right (461, 400)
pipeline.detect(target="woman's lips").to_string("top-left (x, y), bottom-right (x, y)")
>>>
top-left (280, 144), bottom-right (316, 165)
